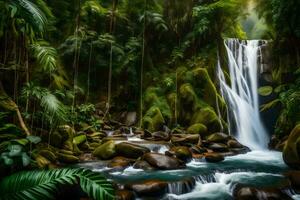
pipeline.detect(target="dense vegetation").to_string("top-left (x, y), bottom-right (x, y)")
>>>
top-left (0, 0), bottom-right (299, 199)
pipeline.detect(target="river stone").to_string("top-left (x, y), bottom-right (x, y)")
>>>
top-left (108, 156), bottom-right (132, 169)
top-left (142, 153), bottom-right (185, 170)
top-left (285, 171), bottom-right (300, 193)
top-left (151, 131), bottom-right (170, 141)
top-left (133, 160), bottom-right (155, 170)
top-left (126, 180), bottom-right (168, 197)
top-left (283, 125), bottom-right (300, 169)
top-left (233, 185), bottom-right (293, 200)
top-left (169, 146), bottom-right (192, 162)
top-left (116, 142), bottom-right (150, 159)
top-left (207, 132), bottom-right (229, 143)
top-left (92, 140), bottom-right (116, 160)
top-left (204, 153), bottom-right (224, 162)
top-left (116, 189), bottom-right (135, 200)
top-left (171, 134), bottom-right (200, 146)
top-left (227, 139), bottom-right (243, 148)
top-left (208, 143), bottom-right (229, 152)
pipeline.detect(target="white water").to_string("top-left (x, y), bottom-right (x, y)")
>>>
top-left (218, 38), bottom-right (269, 149)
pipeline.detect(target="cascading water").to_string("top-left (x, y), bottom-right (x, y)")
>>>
top-left (218, 38), bottom-right (269, 149)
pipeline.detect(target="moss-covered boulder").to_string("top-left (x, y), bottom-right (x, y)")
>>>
top-left (207, 132), bottom-right (229, 143)
top-left (171, 134), bottom-right (200, 146)
top-left (116, 142), bottom-right (150, 159)
top-left (142, 153), bottom-right (185, 170)
top-left (204, 153), bottom-right (224, 163)
top-left (126, 180), bottom-right (168, 197)
top-left (57, 153), bottom-right (79, 164)
top-left (169, 146), bottom-right (192, 162)
top-left (93, 140), bottom-right (116, 160)
top-left (191, 107), bottom-right (222, 133)
top-left (283, 125), bottom-right (300, 168)
top-left (187, 123), bottom-right (207, 136)
top-left (143, 107), bottom-right (165, 132)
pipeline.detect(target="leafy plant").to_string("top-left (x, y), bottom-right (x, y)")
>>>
top-left (0, 168), bottom-right (115, 200)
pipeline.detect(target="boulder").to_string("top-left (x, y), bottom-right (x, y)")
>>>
top-left (204, 153), bottom-right (224, 163)
top-left (108, 156), bottom-right (132, 169)
top-left (208, 143), bottom-right (229, 152)
top-left (116, 142), bottom-right (150, 159)
top-left (207, 132), bottom-right (229, 143)
top-left (133, 160), bottom-right (155, 170)
top-left (283, 125), bottom-right (300, 168)
top-left (169, 146), bottom-right (192, 162)
top-left (92, 140), bottom-right (116, 160)
top-left (285, 171), bottom-right (300, 193)
top-left (116, 189), bottom-right (135, 200)
top-left (171, 134), bottom-right (200, 146)
top-left (187, 123), bottom-right (208, 136)
top-left (57, 153), bottom-right (79, 164)
top-left (143, 153), bottom-right (185, 170)
top-left (233, 185), bottom-right (293, 200)
top-left (126, 180), bottom-right (168, 197)
top-left (152, 131), bottom-right (170, 141)
top-left (227, 139), bottom-right (243, 148)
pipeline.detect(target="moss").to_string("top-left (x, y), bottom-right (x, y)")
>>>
top-left (187, 123), bottom-right (207, 136)
top-left (57, 153), bottom-right (79, 164)
top-left (143, 106), bottom-right (165, 132)
top-left (191, 107), bottom-right (222, 133)
top-left (93, 140), bottom-right (116, 160)
top-left (283, 124), bottom-right (300, 169)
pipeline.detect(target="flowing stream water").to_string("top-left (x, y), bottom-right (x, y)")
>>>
top-left (78, 39), bottom-right (298, 199)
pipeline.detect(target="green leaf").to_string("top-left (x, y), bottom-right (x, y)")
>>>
top-left (13, 138), bottom-right (29, 146)
top-left (0, 168), bottom-right (115, 200)
top-left (21, 152), bottom-right (31, 166)
top-left (8, 144), bottom-right (23, 157)
top-left (260, 99), bottom-right (281, 112)
top-left (258, 86), bottom-right (273, 96)
top-left (27, 135), bottom-right (42, 144)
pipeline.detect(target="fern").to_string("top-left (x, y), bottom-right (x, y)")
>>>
top-left (0, 168), bottom-right (115, 200)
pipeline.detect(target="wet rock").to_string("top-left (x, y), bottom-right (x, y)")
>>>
top-left (108, 156), bottom-right (132, 169)
top-left (208, 143), bottom-right (229, 152)
top-left (169, 146), bottom-right (192, 162)
top-left (187, 123), bottom-right (207, 136)
top-left (142, 153), bottom-right (185, 170)
top-left (190, 146), bottom-right (207, 154)
top-left (133, 160), bottom-right (155, 170)
top-left (126, 180), bottom-right (168, 197)
top-left (204, 153), bottom-right (224, 162)
top-left (171, 134), bottom-right (200, 146)
top-left (116, 189), bottom-right (135, 200)
top-left (285, 171), bottom-right (300, 193)
top-left (168, 178), bottom-right (196, 195)
top-left (124, 112), bottom-right (137, 127)
top-left (283, 125), bottom-right (300, 169)
top-left (152, 131), bottom-right (170, 141)
top-left (233, 185), bottom-right (293, 200)
top-left (230, 147), bottom-right (250, 155)
top-left (207, 132), bottom-right (229, 143)
top-left (269, 135), bottom-right (280, 149)
top-left (57, 153), bottom-right (79, 164)
top-left (92, 140), bottom-right (116, 160)
top-left (116, 142), bottom-right (150, 159)
top-left (227, 139), bottom-right (243, 148)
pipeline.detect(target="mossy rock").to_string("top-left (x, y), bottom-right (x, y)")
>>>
top-left (39, 150), bottom-right (57, 162)
top-left (191, 107), bottom-right (222, 133)
top-left (207, 132), bottom-right (229, 143)
top-left (143, 107), bottom-right (165, 132)
top-left (73, 134), bottom-right (87, 145)
top-left (187, 123), bottom-right (207, 136)
top-left (283, 125), bottom-right (300, 169)
top-left (92, 140), bottom-right (116, 160)
top-left (57, 153), bottom-right (79, 164)
top-left (115, 142), bottom-right (150, 159)
top-left (50, 132), bottom-right (63, 148)
top-left (36, 155), bottom-right (51, 168)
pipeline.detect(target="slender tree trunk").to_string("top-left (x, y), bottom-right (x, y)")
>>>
top-left (86, 43), bottom-right (93, 102)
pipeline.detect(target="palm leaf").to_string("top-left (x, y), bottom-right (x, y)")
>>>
top-left (0, 168), bottom-right (115, 200)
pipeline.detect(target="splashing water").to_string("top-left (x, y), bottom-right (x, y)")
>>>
top-left (218, 38), bottom-right (269, 149)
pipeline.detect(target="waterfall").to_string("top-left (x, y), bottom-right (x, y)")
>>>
top-left (217, 38), bottom-right (268, 149)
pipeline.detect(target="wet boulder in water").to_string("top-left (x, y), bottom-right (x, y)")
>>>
top-left (107, 156), bottom-right (132, 169)
top-left (171, 134), bottom-right (200, 146)
top-left (283, 125), bottom-right (300, 169)
top-left (168, 146), bottom-right (192, 162)
top-left (116, 189), bottom-right (135, 200)
top-left (187, 123), bottom-right (208, 136)
top-left (204, 152), bottom-right (224, 162)
top-left (208, 143), bottom-right (229, 152)
top-left (142, 153), bottom-right (185, 170)
top-left (92, 140), bottom-right (116, 160)
top-left (115, 142), bottom-right (150, 159)
top-left (233, 185), bottom-right (293, 200)
top-left (207, 132), bottom-right (229, 143)
top-left (151, 131), bottom-right (170, 141)
top-left (284, 171), bottom-right (300, 193)
top-left (126, 180), bottom-right (168, 197)
top-left (227, 139), bottom-right (243, 148)
top-left (133, 160), bottom-right (155, 170)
